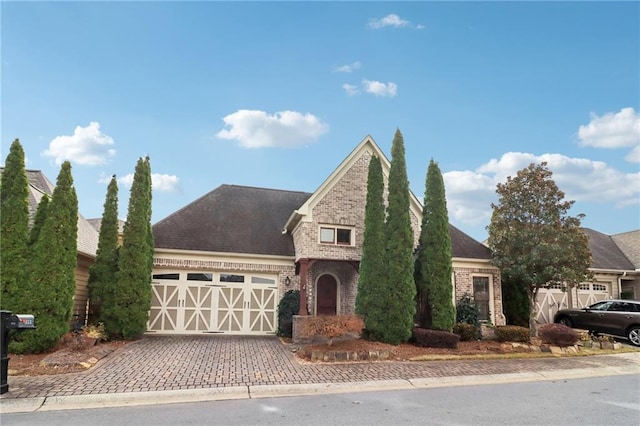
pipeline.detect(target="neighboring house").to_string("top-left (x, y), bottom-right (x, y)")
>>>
top-left (23, 169), bottom-right (99, 328)
top-left (612, 230), bottom-right (640, 299)
top-left (150, 136), bottom-right (505, 336)
top-left (535, 228), bottom-right (640, 324)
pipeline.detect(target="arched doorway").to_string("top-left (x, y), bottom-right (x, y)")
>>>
top-left (316, 274), bottom-right (337, 315)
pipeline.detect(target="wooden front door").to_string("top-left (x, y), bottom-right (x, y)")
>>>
top-left (316, 274), bottom-right (337, 315)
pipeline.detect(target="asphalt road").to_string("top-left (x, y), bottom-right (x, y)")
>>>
top-left (3, 374), bottom-right (639, 426)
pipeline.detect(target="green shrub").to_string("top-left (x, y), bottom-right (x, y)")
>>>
top-left (456, 294), bottom-right (480, 326)
top-left (411, 328), bottom-right (460, 349)
top-left (455, 294), bottom-right (481, 340)
top-left (277, 290), bottom-right (300, 337)
top-left (539, 323), bottom-right (578, 347)
top-left (452, 322), bottom-right (479, 341)
top-left (494, 325), bottom-right (530, 343)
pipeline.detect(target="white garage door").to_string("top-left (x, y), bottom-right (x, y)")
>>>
top-left (147, 271), bottom-right (278, 335)
top-left (535, 284), bottom-right (569, 325)
top-left (577, 282), bottom-right (610, 308)
top-left (536, 282), bottom-right (612, 325)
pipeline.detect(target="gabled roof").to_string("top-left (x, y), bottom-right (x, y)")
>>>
top-left (283, 135), bottom-right (423, 233)
top-left (450, 224), bottom-right (492, 260)
top-left (87, 218), bottom-right (126, 234)
top-left (583, 228), bottom-right (635, 271)
top-left (153, 185), bottom-right (312, 256)
top-left (611, 230), bottom-right (640, 269)
top-left (24, 169), bottom-right (99, 258)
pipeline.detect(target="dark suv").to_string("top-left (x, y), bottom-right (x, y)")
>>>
top-left (553, 299), bottom-right (640, 346)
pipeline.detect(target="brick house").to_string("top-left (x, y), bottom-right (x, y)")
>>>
top-left (150, 136), bottom-right (506, 335)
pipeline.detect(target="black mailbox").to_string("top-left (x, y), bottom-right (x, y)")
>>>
top-left (1, 310), bottom-right (37, 394)
top-left (9, 314), bottom-right (36, 330)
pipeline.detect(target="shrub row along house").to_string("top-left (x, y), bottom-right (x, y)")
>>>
top-left (149, 136), bottom-right (506, 335)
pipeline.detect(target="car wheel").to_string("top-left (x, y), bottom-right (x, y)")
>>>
top-left (627, 326), bottom-right (640, 347)
top-left (557, 316), bottom-right (572, 327)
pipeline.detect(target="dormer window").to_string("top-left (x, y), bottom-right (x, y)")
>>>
top-left (319, 226), bottom-right (353, 245)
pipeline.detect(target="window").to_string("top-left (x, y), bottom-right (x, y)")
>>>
top-left (319, 226), bottom-right (353, 245)
top-left (187, 273), bottom-right (213, 282)
top-left (251, 276), bottom-right (275, 284)
top-left (152, 273), bottom-right (180, 280)
top-left (593, 283), bottom-right (607, 292)
top-left (220, 274), bottom-right (244, 283)
top-left (473, 276), bottom-right (490, 321)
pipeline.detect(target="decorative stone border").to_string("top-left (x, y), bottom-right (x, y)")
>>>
top-left (306, 349), bottom-right (391, 362)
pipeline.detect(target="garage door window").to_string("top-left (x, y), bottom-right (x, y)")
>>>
top-left (251, 276), bottom-right (275, 284)
top-left (221, 274), bottom-right (244, 283)
top-left (153, 273), bottom-right (179, 280)
top-left (187, 273), bottom-right (213, 282)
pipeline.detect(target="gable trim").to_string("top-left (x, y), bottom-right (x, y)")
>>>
top-left (282, 134), bottom-right (423, 233)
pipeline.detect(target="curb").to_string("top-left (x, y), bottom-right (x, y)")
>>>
top-left (2, 353), bottom-right (639, 414)
top-left (1, 386), bottom-right (249, 414)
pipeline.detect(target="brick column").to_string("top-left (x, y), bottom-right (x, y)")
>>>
top-left (298, 259), bottom-right (309, 316)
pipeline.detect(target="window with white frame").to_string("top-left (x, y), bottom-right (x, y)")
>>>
top-left (319, 225), bottom-right (353, 245)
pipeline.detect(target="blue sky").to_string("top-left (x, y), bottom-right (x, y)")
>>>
top-left (2, 1), bottom-right (639, 243)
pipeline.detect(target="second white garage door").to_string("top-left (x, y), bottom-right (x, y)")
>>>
top-left (147, 271), bottom-right (279, 335)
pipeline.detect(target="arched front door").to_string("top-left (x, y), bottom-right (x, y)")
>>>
top-left (316, 274), bottom-right (337, 315)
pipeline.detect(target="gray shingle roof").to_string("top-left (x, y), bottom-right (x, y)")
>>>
top-left (153, 184), bottom-right (493, 260)
top-left (612, 230), bottom-right (640, 269)
top-left (449, 224), bottom-right (492, 259)
top-left (13, 169), bottom-right (99, 257)
top-left (583, 228), bottom-right (635, 270)
top-left (153, 185), bottom-right (312, 256)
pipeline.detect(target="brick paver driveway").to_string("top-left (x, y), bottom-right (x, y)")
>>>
top-left (4, 335), bottom-right (638, 399)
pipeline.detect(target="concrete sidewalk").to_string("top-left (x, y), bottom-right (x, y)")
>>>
top-left (2, 335), bottom-right (640, 414)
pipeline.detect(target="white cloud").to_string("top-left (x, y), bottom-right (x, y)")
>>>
top-left (116, 173), bottom-right (180, 192)
top-left (151, 174), bottom-right (180, 192)
top-left (444, 152), bottom-right (640, 226)
top-left (362, 79), bottom-right (397, 97)
top-left (333, 61), bottom-right (361, 73)
top-left (577, 107), bottom-right (640, 163)
top-left (368, 14), bottom-right (423, 30)
top-left (343, 84), bottom-right (359, 96)
top-left (216, 110), bottom-right (329, 148)
top-left (43, 122), bottom-right (116, 166)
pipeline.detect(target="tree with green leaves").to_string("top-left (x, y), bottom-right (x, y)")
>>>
top-left (88, 175), bottom-right (120, 325)
top-left (487, 162), bottom-right (592, 335)
top-left (12, 161), bottom-right (78, 353)
top-left (28, 195), bottom-right (50, 247)
top-left (355, 155), bottom-right (386, 333)
top-left (104, 157), bottom-right (153, 339)
top-left (417, 159), bottom-right (455, 331)
top-left (371, 129), bottom-right (416, 345)
top-left (501, 276), bottom-right (530, 327)
top-left (0, 139), bottom-right (30, 312)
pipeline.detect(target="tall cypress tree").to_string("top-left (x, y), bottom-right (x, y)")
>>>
top-left (418, 159), bottom-right (455, 331)
top-left (88, 175), bottom-right (120, 325)
top-left (13, 161), bottom-right (78, 353)
top-left (355, 155), bottom-right (385, 332)
top-left (0, 139), bottom-right (30, 312)
top-left (106, 157), bottom-right (153, 339)
top-left (376, 129), bottom-right (416, 345)
top-left (28, 195), bottom-right (50, 247)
